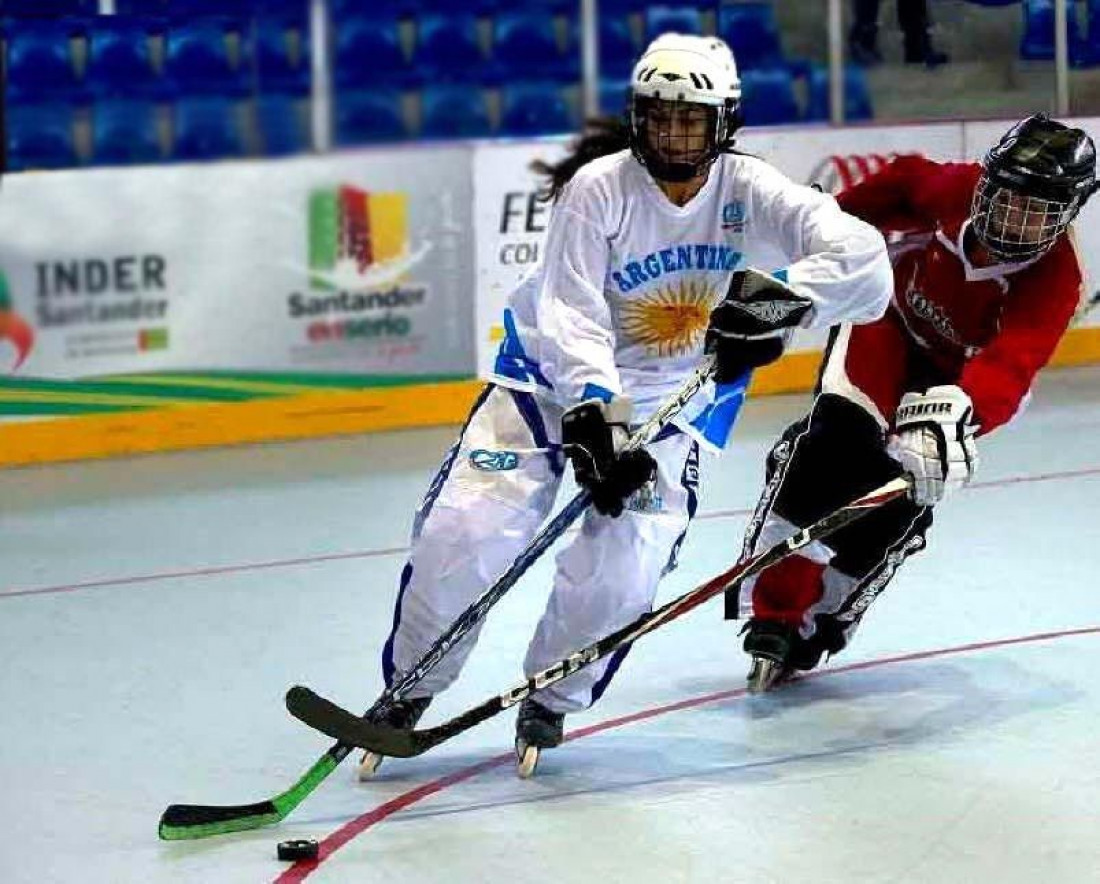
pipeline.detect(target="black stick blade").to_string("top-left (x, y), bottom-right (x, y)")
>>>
top-left (285, 686), bottom-right (419, 757)
top-left (158, 800), bottom-right (281, 840)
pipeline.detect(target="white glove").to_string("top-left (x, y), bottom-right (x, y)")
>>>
top-left (892, 385), bottom-right (979, 507)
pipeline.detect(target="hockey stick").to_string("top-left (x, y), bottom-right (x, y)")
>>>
top-left (286, 476), bottom-right (912, 757)
top-left (158, 356), bottom-right (722, 840)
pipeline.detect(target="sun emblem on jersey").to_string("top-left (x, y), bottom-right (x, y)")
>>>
top-left (619, 279), bottom-right (719, 357)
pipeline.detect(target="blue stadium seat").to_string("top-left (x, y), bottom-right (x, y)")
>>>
top-left (1072, 0), bottom-right (1100, 66)
top-left (499, 82), bottom-right (576, 136)
top-left (255, 13), bottom-right (311, 94)
top-left (492, 11), bottom-right (578, 83)
top-left (645, 6), bottom-right (703, 42)
top-left (91, 99), bottom-right (162, 165)
top-left (331, 0), bottom-right (429, 15)
top-left (420, 84), bottom-right (492, 139)
top-left (5, 22), bottom-right (82, 102)
top-left (718, 3), bottom-right (785, 70)
top-left (598, 17), bottom-right (638, 78)
top-left (114, 0), bottom-right (172, 14)
top-left (514, 0), bottom-right (575, 10)
top-left (165, 21), bottom-right (249, 95)
top-left (256, 94), bottom-right (309, 156)
top-left (259, 0), bottom-right (311, 16)
top-left (1018, 0), bottom-right (1090, 60)
top-left (805, 65), bottom-right (874, 122)
top-left (117, 0), bottom-right (296, 13)
top-left (172, 96), bottom-right (245, 161)
top-left (2, 0), bottom-right (95, 14)
top-left (7, 103), bottom-right (79, 171)
top-left (739, 67), bottom-right (799, 126)
top-left (164, 0), bottom-right (252, 15)
top-left (414, 13), bottom-right (486, 81)
top-left (598, 78), bottom-right (632, 116)
top-left (1020, 0), bottom-right (1057, 59)
top-left (334, 15), bottom-right (415, 88)
top-left (157, 0), bottom-right (257, 29)
top-left (86, 18), bottom-right (163, 99)
top-left (335, 89), bottom-right (409, 145)
top-left (602, 0), bottom-right (664, 11)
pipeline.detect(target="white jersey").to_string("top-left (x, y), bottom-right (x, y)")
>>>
top-left (490, 149), bottom-right (892, 449)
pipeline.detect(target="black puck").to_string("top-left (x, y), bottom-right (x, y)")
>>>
top-left (276, 838), bottom-right (319, 861)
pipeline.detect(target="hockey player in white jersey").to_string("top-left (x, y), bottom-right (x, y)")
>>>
top-left (365, 33), bottom-right (894, 778)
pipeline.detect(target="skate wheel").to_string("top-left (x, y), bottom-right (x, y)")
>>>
top-left (515, 741), bottom-right (540, 779)
top-left (357, 750), bottom-right (383, 781)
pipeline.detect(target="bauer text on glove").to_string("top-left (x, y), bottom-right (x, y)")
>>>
top-left (892, 384), bottom-right (979, 507)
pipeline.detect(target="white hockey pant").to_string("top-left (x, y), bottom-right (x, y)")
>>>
top-left (381, 385), bottom-right (699, 714)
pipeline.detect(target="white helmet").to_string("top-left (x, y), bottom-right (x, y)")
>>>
top-left (629, 33), bottom-right (743, 182)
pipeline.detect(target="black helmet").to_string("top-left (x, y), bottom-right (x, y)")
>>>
top-left (971, 114), bottom-right (1099, 261)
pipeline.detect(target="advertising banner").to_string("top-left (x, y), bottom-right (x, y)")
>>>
top-left (472, 140), bottom-right (568, 378)
top-left (0, 146), bottom-right (476, 422)
top-left (2, 117), bottom-right (1097, 467)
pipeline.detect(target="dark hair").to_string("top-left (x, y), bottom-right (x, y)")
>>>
top-left (531, 115), bottom-right (632, 203)
top-left (530, 110), bottom-right (749, 202)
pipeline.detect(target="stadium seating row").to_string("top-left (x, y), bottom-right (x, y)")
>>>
top-left (3, 2), bottom-right (878, 169)
top-left (1021, 0), bottom-right (1100, 66)
top-left (0, 0), bottom-right (715, 15)
top-left (8, 64), bottom-right (873, 171)
top-left (6, 15), bottom-right (309, 101)
top-left (2, 4), bottom-right (788, 102)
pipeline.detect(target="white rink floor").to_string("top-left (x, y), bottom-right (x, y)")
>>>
top-left (1, 365), bottom-right (1097, 884)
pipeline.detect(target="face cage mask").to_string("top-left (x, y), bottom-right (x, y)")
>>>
top-left (629, 97), bottom-right (731, 184)
top-left (970, 174), bottom-right (1080, 261)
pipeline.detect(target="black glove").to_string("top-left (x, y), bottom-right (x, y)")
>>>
top-left (704, 332), bottom-right (784, 385)
top-left (705, 268), bottom-right (813, 384)
top-left (561, 400), bottom-right (657, 518)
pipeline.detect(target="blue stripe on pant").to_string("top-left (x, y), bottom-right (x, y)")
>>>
top-left (381, 384), bottom-right (493, 688)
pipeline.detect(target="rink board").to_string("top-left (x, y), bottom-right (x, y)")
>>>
top-left (2, 118), bottom-right (1099, 468)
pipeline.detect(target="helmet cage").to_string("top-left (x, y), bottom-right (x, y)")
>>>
top-left (970, 173), bottom-right (1081, 261)
top-left (629, 93), bottom-right (739, 183)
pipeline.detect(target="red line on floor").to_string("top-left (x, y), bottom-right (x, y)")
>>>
top-left (273, 624), bottom-right (1100, 883)
top-left (0, 547), bottom-right (407, 600)
top-left (4, 466), bottom-right (1098, 602)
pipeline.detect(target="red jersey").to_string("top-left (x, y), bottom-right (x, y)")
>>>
top-left (836, 155), bottom-right (1084, 434)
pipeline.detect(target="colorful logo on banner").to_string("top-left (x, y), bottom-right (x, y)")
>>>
top-left (0, 273), bottom-right (35, 371)
top-left (807, 152), bottom-right (923, 194)
top-left (26, 254), bottom-right (172, 362)
top-left (291, 185), bottom-right (431, 354)
top-left (307, 185), bottom-right (413, 291)
top-left (138, 327), bottom-right (170, 351)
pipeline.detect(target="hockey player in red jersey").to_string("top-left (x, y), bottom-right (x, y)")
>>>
top-left (729, 114), bottom-right (1098, 691)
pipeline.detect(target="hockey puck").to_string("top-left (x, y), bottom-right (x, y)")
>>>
top-left (276, 839), bottom-right (319, 862)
